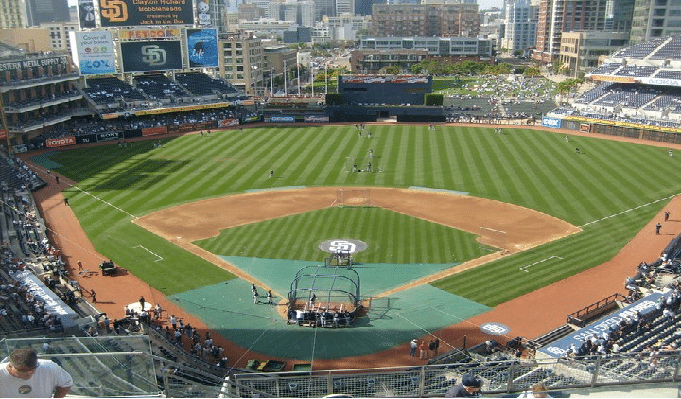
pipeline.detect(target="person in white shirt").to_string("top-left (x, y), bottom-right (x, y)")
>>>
top-left (0, 348), bottom-right (72, 397)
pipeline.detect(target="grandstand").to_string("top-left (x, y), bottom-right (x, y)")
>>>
top-left (547, 35), bottom-right (681, 130)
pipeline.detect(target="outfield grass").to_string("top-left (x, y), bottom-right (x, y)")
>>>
top-left (42, 125), bottom-right (680, 304)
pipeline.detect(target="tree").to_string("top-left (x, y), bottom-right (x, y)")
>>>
top-left (425, 93), bottom-right (444, 106)
top-left (383, 66), bottom-right (401, 74)
top-left (523, 66), bottom-right (542, 77)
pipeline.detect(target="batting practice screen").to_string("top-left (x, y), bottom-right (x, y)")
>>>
top-left (120, 41), bottom-right (183, 73)
top-left (98, 0), bottom-right (194, 27)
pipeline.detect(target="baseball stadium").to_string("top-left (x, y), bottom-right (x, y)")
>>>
top-left (3, 27), bottom-right (681, 397)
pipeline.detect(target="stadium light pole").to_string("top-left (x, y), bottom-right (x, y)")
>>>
top-left (325, 63), bottom-right (328, 95)
top-left (296, 52), bottom-right (301, 96)
top-left (284, 59), bottom-right (288, 96)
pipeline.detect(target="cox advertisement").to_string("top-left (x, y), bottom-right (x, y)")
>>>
top-left (120, 41), bottom-right (183, 72)
top-left (187, 29), bottom-right (218, 68)
top-left (71, 31), bottom-right (116, 75)
top-left (99, 0), bottom-right (194, 27)
top-left (541, 116), bottom-right (562, 129)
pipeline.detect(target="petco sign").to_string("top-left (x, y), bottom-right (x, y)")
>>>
top-left (542, 117), bottom-right (562, 129)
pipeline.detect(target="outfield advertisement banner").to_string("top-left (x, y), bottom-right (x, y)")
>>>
top-left (590, 75), bottom-right (636, 84)
top-left (304, 116), bottom-right (329, 123)
top-left (98, 131), bottom-right (122, 141)
top-left (639, 77), bottom-right (681, 87)
top-left (76, 134), bottom-right (98, 144)
top-left (541, 117), bottom-right (562, 129)
top-left (98, 0), bottom-right (194, 27)
top-left (167, 121), bottom-right (216, 134)
top-left (268, 116), bottom-right (295, 123)
top-left (218, 119), bottom-right (239, 128)
top-left (71, 31), bottom-right (116, 75)
top-left (187, 29), bottom-right (218, 68)
top-left (142, 126), bottom-right (167, 136)
top-left (135, 101), bottom-right (232, 116)
top-left (46, 137), bottom-right (76, 148)
top-left (120, 41), bottom-right (183, 72)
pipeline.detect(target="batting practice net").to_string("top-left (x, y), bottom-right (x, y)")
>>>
top-left (288, 265), bottom-right (360, 312)
top-left (331, 188), bottom-right (374, 207)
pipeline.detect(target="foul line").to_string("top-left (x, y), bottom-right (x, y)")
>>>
top-left (520, 256), bottom-right (563, 273)
top-left (580, 193), bottom-right (677, 228)
top-left (133, 245), bottom-right (164, 262)
top-left (73, 186), bottom-right (136, 219)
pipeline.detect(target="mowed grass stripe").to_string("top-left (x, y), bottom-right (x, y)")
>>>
top-left (195, 207), bottom-right (483, 264)
top-left (45, 126), bottom-right (681, 299)
top-left (434, 200), bottom-right (662, 305)
top-left (511, 130), bottom-right (576, 213)
top-left (301, 127), bottom-right (349, 183)
top-left (519, 131), bottom-right (592, 223)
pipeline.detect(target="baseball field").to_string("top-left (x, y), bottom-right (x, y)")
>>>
top-left (29, 124), bottom-right (680, 365)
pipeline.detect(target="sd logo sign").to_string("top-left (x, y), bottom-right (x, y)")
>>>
top-left (100, 0), bottom-right (128, 23)
top-left (141, 45), bottom-right (167, 67)
top-left (319, 239), bottom-right (368, 254)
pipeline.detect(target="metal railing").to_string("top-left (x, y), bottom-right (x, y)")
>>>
top-left (225, 351), bottom-right (681, 398)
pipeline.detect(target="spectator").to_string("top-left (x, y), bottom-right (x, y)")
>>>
top-left (445, 372), bottom-right (482, 397)
top-left (0, 348), bottom-right (73, 397)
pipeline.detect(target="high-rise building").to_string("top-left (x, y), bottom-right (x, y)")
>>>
top-left (315, 0), bottom-right (336, 21)
top-left (218, 31), bottom-right (264, 95)
top-left (41, 21), bottom-right (79, 53)
top-left (630, 0), bottom-right (681, 44)
top-left (371, 3), bottom-right (480, 37)
top-left (355, 0), bottom-right (378, 16)
top-left (1, 0), bottom-right (28, 29)
top-left (336, 0), bottom-right (356, 15)
top-left (532, 0), bottom-right (634, 63)
top-left (502, 0), bottom-right (538, 52)
top-left (26, 0), bottom-right (70, 26)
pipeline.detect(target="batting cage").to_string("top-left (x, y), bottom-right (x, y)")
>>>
top-left (288, 265), bottom-right (360, 313)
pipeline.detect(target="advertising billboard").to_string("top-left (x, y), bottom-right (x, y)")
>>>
top-left (0, 56), bottom-right (69, 74)
top-left (119, 28), bottom-right (181, 41)
top-left (71, 31), bottom-right (117, 75)
top-left (196, 0), bottom-right (211, 25)
top-left (78, 0), bottom-right (97, 29)
top-left (541, 116), bottom-right (562, 129)
top-left (187, 28), bottom-right (218, 68)
top-left (120, 40), bottom-right (183, 72)
top-left (98, 0), bottom-right (194, 27)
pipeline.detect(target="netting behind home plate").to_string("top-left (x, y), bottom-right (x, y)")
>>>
top-left (288, 265), bottom-right (360, 311)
